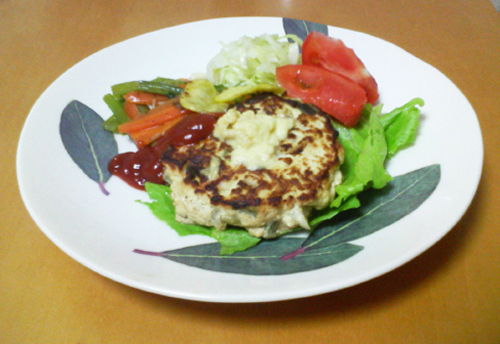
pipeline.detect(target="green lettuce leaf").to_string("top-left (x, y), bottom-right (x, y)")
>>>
top-left (309, 195), bottom-right (361, 227)
top-left (330, 103), bottom-right (392, 208)
top-left (381, 98), bottom-right (424, 159)
top-left (139, 182), bottom-right (260, 255)
top-left (309, 98), bottom-right (423, 225)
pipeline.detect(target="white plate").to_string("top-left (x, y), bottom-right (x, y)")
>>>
top-left (17, 17), bottom-right (483, 303)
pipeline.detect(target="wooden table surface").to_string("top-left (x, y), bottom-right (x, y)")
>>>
top-left (2, 1), bottom-right (499, 343)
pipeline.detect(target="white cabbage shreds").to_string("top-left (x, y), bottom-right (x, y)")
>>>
top-left (206, 34), bottom-right (301, 88)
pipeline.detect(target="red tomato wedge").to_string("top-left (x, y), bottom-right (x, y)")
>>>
top-left (302, 31), bottom-right (379, 104)
top-left (276, 64), bottom-right (367, 127)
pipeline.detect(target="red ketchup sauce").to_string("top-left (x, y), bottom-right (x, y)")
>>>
top-left (108, 113), bottom-right (217, 190)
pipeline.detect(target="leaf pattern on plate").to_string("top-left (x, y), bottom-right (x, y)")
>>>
top-left (134, 165), bottom-right (441, 275)
top-left (283, 17), bottom-right (328, 43)
top-left (60, 100), bottom-right (118, 195)
top-left (134, 239), bottom-right (362, 276)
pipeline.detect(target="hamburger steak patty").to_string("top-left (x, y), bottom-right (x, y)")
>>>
top-left (161, 93), bottom-right (344, 238)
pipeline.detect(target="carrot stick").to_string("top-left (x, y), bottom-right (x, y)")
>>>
top-left (123, 91), bottom-right (171, 105)
top-left (123, 101), bottom-right (143, 120)
top-left (118, 97), bottom-right (184, 134)
top-left (129, 115), bottom-right (185, 147)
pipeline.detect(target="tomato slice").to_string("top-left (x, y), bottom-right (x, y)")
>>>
top-left (302, 31), bottom-right (379, 104)
top-left (276, 64), bottom-right (367, 127)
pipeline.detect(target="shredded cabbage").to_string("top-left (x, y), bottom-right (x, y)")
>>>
top-left (206, 34), bottom-right (301, 88)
